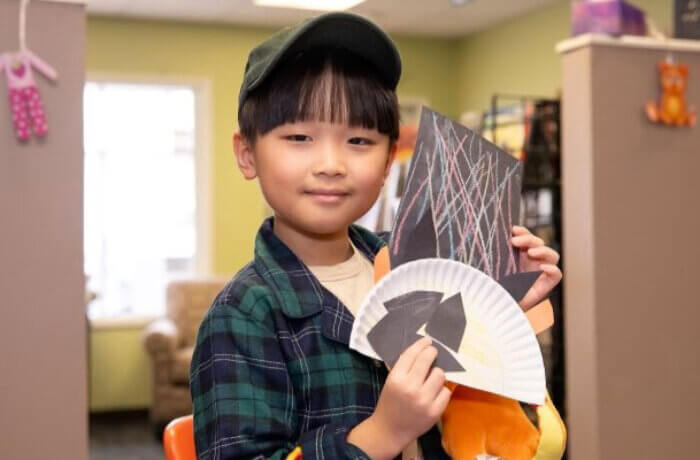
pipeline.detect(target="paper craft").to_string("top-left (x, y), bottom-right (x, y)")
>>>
top-left (351, 258), bottom-right (546, 405)
top-left (353, 106), bottom-right (553, 403)
top-left (498, 271), bottom-right (543, 310)
top-left (389, 107), bottom-right (523, 281)
top-left (369, 246), bottom-right (565, 460)
top-left (373, 246), bottom-right (391, 283)
top-left (525, 299), bottom-right (555, 335)
top-left (367, 290), bottom-right (465, 372)
top-left (384, 106), bottom-right (547, 324)
top-left (373, 246), bottom-right (550, 338)
top-left (424, 292), bottom-right (466, 351)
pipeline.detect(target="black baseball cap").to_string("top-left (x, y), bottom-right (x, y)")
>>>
top-left (238, 12), bottom-right (402, 112)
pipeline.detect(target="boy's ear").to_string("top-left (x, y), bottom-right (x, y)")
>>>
top-left (383, 143), bottom-right (398, 180)
top-left (234, 132), bottom-right (257, 180)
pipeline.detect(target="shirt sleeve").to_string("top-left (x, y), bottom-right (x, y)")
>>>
top-left (190, 302), bottom-right (372, 460)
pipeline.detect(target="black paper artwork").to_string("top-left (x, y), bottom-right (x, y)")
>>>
top-left (389, 107), bottom-right (523, 281)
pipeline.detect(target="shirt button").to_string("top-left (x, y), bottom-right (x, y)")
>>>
top-left (373, 360), bottom-right (383, 368)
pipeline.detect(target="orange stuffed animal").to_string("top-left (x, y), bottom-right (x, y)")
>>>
top-left (646, 59), bottom-right (696, 127)
top-left (441, 385), bottom-right (540, 460)
top-left (373, 247), bottom-right (566, 460)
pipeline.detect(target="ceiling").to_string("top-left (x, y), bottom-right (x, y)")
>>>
top-left (86, 0), bottom-right (562, 38)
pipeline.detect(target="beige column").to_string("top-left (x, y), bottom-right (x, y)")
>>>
top-left (559, 35), bottom-right (700, 459)
top-left (0, 1), bottom-right (87, 459)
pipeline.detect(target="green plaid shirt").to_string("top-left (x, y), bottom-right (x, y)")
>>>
top-left (190, 218), bottom-right (448, 459)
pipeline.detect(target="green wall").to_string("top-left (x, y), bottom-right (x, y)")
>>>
top-left (89, 325), bottom-right (151, 411)
top-left (455, 0), bottom-right (673, 113)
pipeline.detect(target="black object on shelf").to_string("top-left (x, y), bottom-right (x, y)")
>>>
top-left (675, 0), bottom-right (700, 40)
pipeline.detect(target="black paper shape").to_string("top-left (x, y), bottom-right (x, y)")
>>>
top-left (389, 107), bottom-right (523, 281)
top-left (383, 290), bottom-right (442, 313)
top-left (367, 290), bottom-right (465, 372)
top-left (428, 338), bottom-right (465, 372)
top-left (497, 271), bottom-right (542, 305)
top-left (424, 293), bottom-right (466, 351)
top-left (368, 291), bottom-right (441, 367)
top-left (401, 206), bottom-right (438, 262)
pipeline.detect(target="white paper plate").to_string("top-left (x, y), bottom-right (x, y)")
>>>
top-left (350, 258), bottom-right (546, 405)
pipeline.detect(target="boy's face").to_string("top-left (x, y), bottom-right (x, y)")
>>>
top-left (235, 121), bottom-right (396, 236)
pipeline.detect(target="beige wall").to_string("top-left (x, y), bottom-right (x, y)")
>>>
top-left (0, 1), bottom-right (88, 459)
top-left (562, 41), bottom-right (700, 459)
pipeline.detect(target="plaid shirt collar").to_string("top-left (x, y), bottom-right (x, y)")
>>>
top-left (254, 217), bottom-right (385, 344)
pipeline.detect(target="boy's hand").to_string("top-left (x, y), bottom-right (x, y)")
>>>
top-left (348, 337), bottom-right (451, 459)
top-left (511, 225), bottom-right (563, 310)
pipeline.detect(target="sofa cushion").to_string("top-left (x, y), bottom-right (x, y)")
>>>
top-left (170, 346), bottom-right (195, 385)
top-left (166, 279), bottom-right (228, 348)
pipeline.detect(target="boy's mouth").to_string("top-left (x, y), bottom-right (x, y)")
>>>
top-left (304, 188), bottom-right (351, 204)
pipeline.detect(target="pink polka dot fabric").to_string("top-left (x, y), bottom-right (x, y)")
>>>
top-left (8, 85), bottom-right (48, 141)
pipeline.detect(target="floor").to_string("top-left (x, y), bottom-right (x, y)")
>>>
top-left (89, 411), bottom-right (163, 460)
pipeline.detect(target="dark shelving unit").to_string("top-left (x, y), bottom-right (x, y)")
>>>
top-left (486, 94), bottom-right (566, 434)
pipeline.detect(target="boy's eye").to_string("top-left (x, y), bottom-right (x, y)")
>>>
top-left (285, 134), bottom-right (311, 142)
top-left (348, 137), bottom-right (374, 146)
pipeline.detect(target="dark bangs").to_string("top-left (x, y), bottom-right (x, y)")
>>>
top-left (238, 47), bottom-right (399, 144)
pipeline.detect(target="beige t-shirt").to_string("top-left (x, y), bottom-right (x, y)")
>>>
top-left (308, 242), bottom-right (423, 460)
top-left (307, 241), bottom-right (374, 317)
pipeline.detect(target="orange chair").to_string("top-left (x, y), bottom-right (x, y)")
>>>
top-left (163, 415), bottom-right (302, 460)
top-left (163, 415), bottom-right (196, 460)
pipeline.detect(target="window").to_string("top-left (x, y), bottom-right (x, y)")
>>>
top-left (84, 81), bottom-right (203, 320)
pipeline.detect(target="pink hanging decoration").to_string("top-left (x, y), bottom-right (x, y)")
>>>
top-left (1, 51), bottom-right (57, 141)
top-left (2, 0), bottom-right (58, 142)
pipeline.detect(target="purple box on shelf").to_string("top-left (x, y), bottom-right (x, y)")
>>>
top-left (571, 0), bottom-right (647, 37)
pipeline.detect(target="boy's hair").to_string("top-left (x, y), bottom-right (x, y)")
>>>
top-left (238, 47), bottom-right (400, 145)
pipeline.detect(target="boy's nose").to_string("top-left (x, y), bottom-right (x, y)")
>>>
top-left (312, 146), bottom-right (347, 177)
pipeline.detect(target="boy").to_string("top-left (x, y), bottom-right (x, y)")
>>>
top-left (190, 12), bottom-right (562, 460)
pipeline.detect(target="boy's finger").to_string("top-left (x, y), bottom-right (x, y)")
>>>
top-left (512, 225), bottom-right (531, 236)
top-left (423, 366), bottom-right (447, 399)
top-left (407, 345), bottom-right (438, 381)
top-left (526, 246), bottom-right (560, 264)
top-left (539, 263), bottom-right (563, 281)
top-left (430, 386), bottom-right (453, 418)
top-left (511, 234), bottom-right (545, 248)
top-left (519, 264), bottom-right (563, 309)
top-left (392, 336), bottom-right (432, 375)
